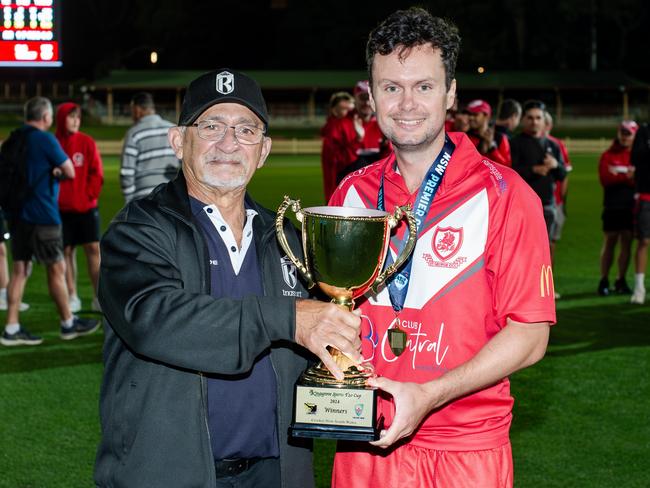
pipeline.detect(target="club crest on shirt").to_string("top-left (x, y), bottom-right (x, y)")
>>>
top-left (281, 256), bottom-right (297, 289)
top-left (72, 152), bottom-right (84, 167)
top-left (432, 226), bottom-right (464, 261)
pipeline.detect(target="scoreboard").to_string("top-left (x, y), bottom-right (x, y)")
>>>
top-left (0, 0), bottom-right (61, 67)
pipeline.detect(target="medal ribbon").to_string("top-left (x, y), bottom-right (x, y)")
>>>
top-left (377, 135), bottom-right (456, 313)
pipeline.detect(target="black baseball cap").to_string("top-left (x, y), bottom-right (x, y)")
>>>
top-left (178, 69), bottom-right (269, 129)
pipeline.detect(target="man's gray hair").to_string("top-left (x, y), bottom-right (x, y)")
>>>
top-left (24, 96), bottom-right (53, 122)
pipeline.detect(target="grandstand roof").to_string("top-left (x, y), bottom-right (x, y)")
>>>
top-left (91, 69), bottom-right (649, 91)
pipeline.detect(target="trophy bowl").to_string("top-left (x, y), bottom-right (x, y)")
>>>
top-left (276, 196), bottom-right (416, 440)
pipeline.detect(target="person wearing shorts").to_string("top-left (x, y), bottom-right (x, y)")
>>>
top-left (631, 122), bottom-right (650, 304)
top-left (1, 97), bottom-right (99, 347)
top-left (597, 121), bottom-right (638, 296)
top-left (330, 9), bottom-right (554, 487)
top-left (0, 209), bottom-right (29, 311)
top-left (56, 102), bottom-right (103, 312)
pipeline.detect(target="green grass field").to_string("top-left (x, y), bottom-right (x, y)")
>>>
top-left (1, 152), bottom-right (649, 487)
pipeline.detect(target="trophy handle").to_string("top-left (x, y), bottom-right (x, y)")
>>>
top-left (276, 196), bottom-right (315, 289)
top-left (371, 205), bottom-right (417, 294)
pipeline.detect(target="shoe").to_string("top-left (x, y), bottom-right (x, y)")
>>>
top-left (1, 327), bottom-right (43, 346)
top-left (597, 278), bottom-right (610, 296)
top-left (614, 278), bottom-right (633, 294)
top-left (60, 316), bottom-right (100, 340)
top-left (631, 288), bottom-right (646, 305)
top-left (0, 297), bottom-right (31, 312)
top-left (69, 295), bottom-right (82, 313)
top-left (91, 296), bottom-right (102, 313)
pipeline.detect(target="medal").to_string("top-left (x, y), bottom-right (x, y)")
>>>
top-left (377, 135), bottom-right (456, 358)
top-left (388, 326), bottom-right (407, 356)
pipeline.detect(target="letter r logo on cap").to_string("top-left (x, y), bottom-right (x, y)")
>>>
top-left (216, 71), bottom-right (234, 94)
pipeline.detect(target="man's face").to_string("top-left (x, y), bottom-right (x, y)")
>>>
top-left (65, 111), bottom-right (81, 134)
top-left (618, 128), bottom-right (635, 148)
top-left (332, 99), bottom-right (354, 119)
top-left (355, 92), bottom-right (373, 119)
top-left (370, 44), bottom-right (455, 153)
top-left (169, 102), bottom-right (271, 192)
top-left (468, 111), bottom-right (489, 130)
top-left (522, 108), bottom-right (545, 137)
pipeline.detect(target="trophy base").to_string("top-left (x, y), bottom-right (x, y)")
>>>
top-left (290, 376), bottom-right (380, 441)
top-left (290, 420), bottom-right (382, 441)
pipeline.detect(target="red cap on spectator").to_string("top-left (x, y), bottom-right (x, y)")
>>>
top-left (465, 99), bottom-right (492, 118)
top-left (619, 120), bottom-right (639, 134)
top-left (353, 80), bottom-right (369, 96)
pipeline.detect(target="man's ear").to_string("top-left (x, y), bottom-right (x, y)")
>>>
top-left (369, 86), bottom-right (376, 113)
top-left (446, 79), bottom-right (457, 111)
top-left (257, 137), bottom-right (272, 169)
top-left (168, 127), bottom-right (184, 159)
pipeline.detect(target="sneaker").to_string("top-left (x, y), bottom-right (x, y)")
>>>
top-left (614, 278), bottom-right (633, 294)
top-left (60, 316), bottom-right (100, 340)
top-left (597, 278), bottom-right (610, 296)
top-left (91, 296), bottom-right (102, 313)
top-left (1, 327), bottom-right (43, 346)
top-left (0, 297), bottom-right (31, 312)
top-left (631, 288), bottom-right (646, 305)
top-left (69, 295), bottom-right (82, 313)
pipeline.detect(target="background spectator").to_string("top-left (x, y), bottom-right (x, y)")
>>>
top-left (120, 92), bottom-right (180, 202)
top-left (56, 102), bottom-right (104, 312)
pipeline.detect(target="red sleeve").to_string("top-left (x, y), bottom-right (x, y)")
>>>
top-left (321, 121), bottom-right (339, 201)
top-left (486, 178), bottom-right (556, 327)
top-left (487, 135), bottom-right (511, 167)
top-left (86, 138), bottom-right (104, 201)
top-left (599, 149), bottom-right (631, 186)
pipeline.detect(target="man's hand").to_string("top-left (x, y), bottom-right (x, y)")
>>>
top-left (543, 153), bottom-right (559, 169)
top-left (295, 299), bottom-right (362, 380)
top-left (368, 376), bottom-right (446, 448)
top-left (532, 164), bottom-right (551, 176)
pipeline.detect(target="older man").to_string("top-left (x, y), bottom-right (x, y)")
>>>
top-left (330, 8), bottom-right (553, 487)
top-left (95, 69), bottom-right (362, 488)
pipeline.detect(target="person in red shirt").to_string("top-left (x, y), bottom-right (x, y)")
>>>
top-left (597, 120), bottom-right (638, 295)
top-left (330, 8), bottom-right (553, 487)
top-left (466, 99), bottom-right (512, 167)
top-left (321, 92), bottom-right (355, 201)
top-left (56, 102), bottom-right (104, 312)
top-left (326, 80), bottom-right (391, 186)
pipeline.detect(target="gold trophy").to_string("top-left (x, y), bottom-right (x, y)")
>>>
top-left (276, 196), bottom-right (417, 440)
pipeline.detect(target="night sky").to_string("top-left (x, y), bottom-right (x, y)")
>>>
top-left (19, 0), bottom-right (650, 81)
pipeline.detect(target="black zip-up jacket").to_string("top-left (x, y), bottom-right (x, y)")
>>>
top-left (94, 172), bottom-right (314, 488)
top-left (510, 132), bottom-right (567, 206)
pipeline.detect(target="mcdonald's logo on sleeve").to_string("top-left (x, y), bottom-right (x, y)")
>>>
top-left (540, 265), bottom-right (554, 298)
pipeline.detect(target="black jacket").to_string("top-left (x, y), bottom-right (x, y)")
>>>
top-left (94, 172), bottom-right (314, 488)
top-left (511, 133), bottom-right (567, 206)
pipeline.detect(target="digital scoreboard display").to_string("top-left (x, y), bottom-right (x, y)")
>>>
top-left (0, 0), bottom-right (61, 67)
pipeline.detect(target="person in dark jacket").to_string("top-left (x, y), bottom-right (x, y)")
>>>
top-left (511, 100), bottom-right (567, 240)
top-left (94, 69), bottom-right (363, 488)
top-left (630, 122), bottom-right (650, 304)
top-left (597, 121), bottom-right (638, 296)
